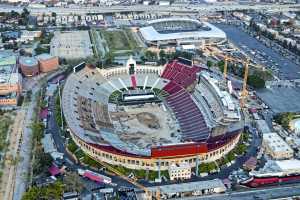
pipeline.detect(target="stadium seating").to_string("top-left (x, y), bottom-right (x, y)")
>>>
top-left (77, 96), bottom-right (98, 132)
top-left (152, 20), bottom-right (200, 33)
top-left (161, 60), bottom-right (200, 94)
top-left (165, 89), bottom-right (210, 141)
top-left (91, 101), bottom-right (114, 129)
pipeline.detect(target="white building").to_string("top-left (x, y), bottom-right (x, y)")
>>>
top-left (159, 0), bottom-right (170, 5)
top-left (263, 132), bottom-right (294, 160)
top-left (19, 31), bottom-right (42, 42)
top-left (168, 162), bottom-right (191, 181)
top-left (139, 18), bottom-right (226, 47)
top-left (148, 179), bottom-right (226, 198)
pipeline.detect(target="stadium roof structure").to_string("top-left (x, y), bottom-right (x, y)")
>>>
top-left (140, 18), bottom-right (226, 42)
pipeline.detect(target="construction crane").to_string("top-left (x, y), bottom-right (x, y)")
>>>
top-left (96, 159), bottom-right (159, 200)
top-left (203, 46), bottom-right (251, 108)
top-left (241, 58), bottom-right (250, 108)
top-left (220, 54), bottom-right (250, 108)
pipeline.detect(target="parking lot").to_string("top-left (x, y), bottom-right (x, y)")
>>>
top-left (257, 87), bottom-right (300, 114)
top-left (216, 24), bottom-right (300, 80)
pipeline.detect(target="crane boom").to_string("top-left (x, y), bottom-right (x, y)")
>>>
top-left (223, 55), bottom-right (228, 80)
top-left (241, 59), bottom-right (250, 108)
top-left (202, 46), bottom-right (251, 108)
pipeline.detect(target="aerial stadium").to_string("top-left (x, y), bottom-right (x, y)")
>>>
top-left (62, 57), bottom-right (244, 171)
top-left (139, 18), bottom-right (226, 47)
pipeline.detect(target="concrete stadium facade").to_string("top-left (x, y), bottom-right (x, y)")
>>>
top-left (62, 59), bottom-right (243, 171)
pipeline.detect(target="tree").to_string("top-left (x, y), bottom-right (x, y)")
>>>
top-left (22, 181), bottom-right (64, 200)
top-left (32, 146), bottom-right (52, 176)
top-left (247, 74), bottom-right (265, 89)
top-left (10, 10), bottom-right (19, 18)
top-left (274, 112), bottom-right (294, 129)
top-left (159, 49), bottom-right (167, 65)
top-left (217, 60), bottom-right (225, 72)
top-left (63, 172), bottom-right (84, 192)
top-left (21, 8), bottom-right (30, 18)
top-left (35, 46), bottom-right (50, 55)
top-left (144, 50), bottom-right (157, 61)
top-left (105, 52), bottom-right (115, 65)
top-left (31, 122), bottom-right (44, 142)
top-left (207, 60), bottom-right (213, 68)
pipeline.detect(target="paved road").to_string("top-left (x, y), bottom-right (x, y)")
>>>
top-left (0, 3), bottom-right (299, 15)
top-left (216, 24), bottom-right (300, 80)
top-left (177, 183), bottom-right (300, 200)
top-left (13, 86), bottom-right (39, 200)
top-left (13, 71), bottom-right (69, 200)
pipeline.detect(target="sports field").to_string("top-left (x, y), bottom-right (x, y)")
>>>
top-left (99, 29), bottom-right (140, 53)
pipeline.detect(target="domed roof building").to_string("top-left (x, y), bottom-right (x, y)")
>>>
top-left (19, 56), bottom-right (39, 77)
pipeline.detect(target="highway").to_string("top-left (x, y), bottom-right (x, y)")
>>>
top-left (0, 3), bottom-right (299, 15)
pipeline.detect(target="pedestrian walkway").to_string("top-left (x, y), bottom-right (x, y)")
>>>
top-left (0, 110), bottom-right (25, 200)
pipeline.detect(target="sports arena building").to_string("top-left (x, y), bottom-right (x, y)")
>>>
top-left (62, 57), bottom-right (243, 171)
top-left (139, 18), bottom-right (226, 47)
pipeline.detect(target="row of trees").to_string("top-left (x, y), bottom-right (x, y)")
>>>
top-left (249, 19), bottom-right (300, 56)
top-left (22, 181), bottom-right (64, 200)
top-left (274, 112), bottom-right (295, 129)
top-left (31, 89), bottom-right (53, 176)
top-left (142, 50), bottom-right (194, 65)
top-left (0, 9), bottom-right (30, 26)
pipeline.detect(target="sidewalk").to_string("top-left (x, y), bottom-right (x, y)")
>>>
top-left (0, 110), bottom-right (26, 200)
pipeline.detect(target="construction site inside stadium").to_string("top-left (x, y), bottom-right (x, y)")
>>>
top-left (62, 57), bottom-right (244, 171)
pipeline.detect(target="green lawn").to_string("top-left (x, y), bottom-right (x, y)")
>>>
top-left (99, 29), bottom-right (139, 53)
top-left (0, 113), bottom-right (13, 152)
top-left (108, 90), bottom-right (122, 104)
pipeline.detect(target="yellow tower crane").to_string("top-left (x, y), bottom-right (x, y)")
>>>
top-left (241, 58), bottom-right (250, 108)
top-left (203, 46), bottom-right (251, 108)
top-left (223, 55), bottom-right (229, 80)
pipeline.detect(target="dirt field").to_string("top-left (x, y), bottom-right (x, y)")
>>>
top-left (110, 103), bottom-right (179, 148)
